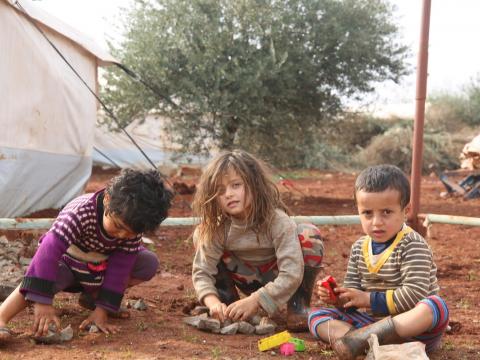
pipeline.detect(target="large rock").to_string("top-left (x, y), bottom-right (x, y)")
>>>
top-left (220, 322), bottom-right (239, 335)
top-left (32, 325), bottom-right (74, 344)
top-left (237, 321), bottom-right (255, 334)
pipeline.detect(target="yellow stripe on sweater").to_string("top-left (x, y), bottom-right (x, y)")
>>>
top-left (362, 225), bottom-right (413, 274)
top-left (386, 289), bottom-right (398, 315)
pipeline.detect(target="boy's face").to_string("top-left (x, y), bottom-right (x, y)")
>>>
top-left (217, 167), bottom-right (251, 220)
top-left (356, 188), bottom-right (410, 243)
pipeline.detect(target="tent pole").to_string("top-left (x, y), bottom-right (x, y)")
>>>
top-left (409, 0), bottom-right (432, 230)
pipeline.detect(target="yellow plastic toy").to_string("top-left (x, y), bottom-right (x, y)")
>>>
top-left (257, 330), bottom-right (292, 352)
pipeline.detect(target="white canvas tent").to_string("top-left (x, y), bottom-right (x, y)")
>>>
top-left (93, 116), bottom-right (210, 170)
top-left (0, 0), bottom-right (118, 217)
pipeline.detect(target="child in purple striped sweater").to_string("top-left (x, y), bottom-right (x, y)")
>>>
top-left (0, 169), bottom-right (172, 341)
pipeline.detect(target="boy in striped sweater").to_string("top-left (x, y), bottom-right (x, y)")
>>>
top-left (0, 169), bottom-right (172, 341)
top-left (308, 165), bottom-right (449, 359)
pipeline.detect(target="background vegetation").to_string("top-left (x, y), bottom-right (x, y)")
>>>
top-left (101, 0), bottom-right (479, 173)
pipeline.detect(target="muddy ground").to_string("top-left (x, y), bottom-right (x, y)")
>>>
top-left (0, 167), bottom-right (479, 359)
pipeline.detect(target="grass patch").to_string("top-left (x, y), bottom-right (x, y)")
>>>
top-left (181, 325), bottom-right (200, 343)
top-left (210, 345), bottom-right (223, 359)
top-left (457, 298), bottom-right (471, 309)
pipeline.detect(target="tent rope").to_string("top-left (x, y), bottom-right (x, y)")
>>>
top-left (93, 146), bottom-right (122, 169)
top-left (14, 0), bottom-right (161, 174)
top-left (13, 1), bottom-right (202, 210)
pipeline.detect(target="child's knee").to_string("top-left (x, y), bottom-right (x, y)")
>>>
top-left (417, 295), bottom-right (449, 331)
top-left (131, 250), bottom-right (159, 281)
top-left (297, 223), bottom-right (322, 240)
top-left (297, 223), bottom-right (324, 267)
top-left (308, 308), bottom-right (337, 339)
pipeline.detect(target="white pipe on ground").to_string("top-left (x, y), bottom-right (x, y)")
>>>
top-left (1, 214), bottom-right (479, 230)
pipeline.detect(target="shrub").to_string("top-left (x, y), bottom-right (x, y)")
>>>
top-left (355, 125), bottom-right (462, 173)
top-left (427, 76), bottom-right (480, 130)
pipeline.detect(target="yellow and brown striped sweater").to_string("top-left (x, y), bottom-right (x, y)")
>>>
top-left (343, 226), bottom-right (439, 316)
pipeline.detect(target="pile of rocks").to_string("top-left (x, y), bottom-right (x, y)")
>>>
top-left (0, 235), bottom-right (32, 299)
top-left (183, 307), bottom-right (277, 335)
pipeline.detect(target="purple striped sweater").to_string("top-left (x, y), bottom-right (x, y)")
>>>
top-left (20, 190), bottom-right (142, 312)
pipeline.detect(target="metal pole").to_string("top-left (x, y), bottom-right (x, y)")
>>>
top-left (423, 214), bottom-right (480, 227)
top-left (409, 0), bottom-right (432, 230)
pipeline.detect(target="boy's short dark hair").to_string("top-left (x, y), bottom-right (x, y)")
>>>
top-left (354, 164), bottom-right (410, 208)
top-left (105, 169), bottom-right (173, 233)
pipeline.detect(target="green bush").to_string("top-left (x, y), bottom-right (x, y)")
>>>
top-left (236, 119), bottom-right (349, 169)
top-left (426, 93), bottom-right (470, 132)
top-left (355, 125), bottom-right (462, 173)
top-left (427, 76), bottom-right (480, 130)
top-left (325, 113), bottom-right (398, 152)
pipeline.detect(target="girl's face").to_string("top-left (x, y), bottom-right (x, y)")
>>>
top-left (356, 188), bottom-right (410, 243)
top-left (217, 168), bottom-right (251, 220)
top-left (102, 195), bottom-right (138, 239)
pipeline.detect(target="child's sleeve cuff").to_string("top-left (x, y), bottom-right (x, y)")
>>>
top-left (256, 288), bottom-right (278, 316)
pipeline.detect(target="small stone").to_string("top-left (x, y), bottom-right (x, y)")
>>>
top-left (32, 325), bottom-right (74, 344)
top-left (176, 284), bottom-right (184, 291)
top-left (237, 321), bottom-right (255, 334)
top-left (88, 325), bottom-right (100, 333)
top-left (220, 322), bottom-right (239, 335)
top-left (59, 325), bottom-right (74, 341)
top-left (133, 299), bottom-right (147, 311)
top-left (259, 317), bottom-right (277, 328)
top-left (249, 315), bottom-right (262, 325)
top-left (183, 313), bottom-right (208, 327)
top-left (255, 324), bottom-right (276, 335)
top-left (191, 306), bottom-right (209, 316)
top-left (198, 318), bottom-right (221, 332)
top-left (221, 318), bottom-right (232, 327)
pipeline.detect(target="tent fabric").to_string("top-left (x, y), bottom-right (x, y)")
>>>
top-left (0, 0), bottom-right (113, 217)
top-left (93, 117), bottom-right (210, 169)
top-left (5, 0), bottom-right (118, 66)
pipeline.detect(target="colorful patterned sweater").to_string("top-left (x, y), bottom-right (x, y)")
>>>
top-left (192, 209), bottom-right (303, 316)
top-left (20, 190), bottom-right (142, 312)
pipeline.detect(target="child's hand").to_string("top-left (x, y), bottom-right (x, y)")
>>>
top-left (315, 279), bottom-right (338, 305)
top-left (33, 303), bottom-right (61, 337)
top-left (225, 293), bottom-right (259, 321)
top-left (79, 307), bottom-right (119, 334)
top-left (203, 294), bottom-right (228, 322)
top-left (209, 302), bottom-right (228, 322)
top-left (336, 287), bottom-right (370, 309)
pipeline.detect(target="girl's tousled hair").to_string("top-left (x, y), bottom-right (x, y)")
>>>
top-left (193, 150), bottom-right (289, 246)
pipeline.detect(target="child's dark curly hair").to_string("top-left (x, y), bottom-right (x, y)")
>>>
top-left (105, 169), bottom-right (173, 233)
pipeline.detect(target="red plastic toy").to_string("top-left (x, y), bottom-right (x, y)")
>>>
top-left (320, 275), bottom-right (338, 301)
top-left (280, 342), bottom-right (295, 356)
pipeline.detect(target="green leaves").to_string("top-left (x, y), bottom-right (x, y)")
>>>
top-left (102, 0), bottom-right (408, 163)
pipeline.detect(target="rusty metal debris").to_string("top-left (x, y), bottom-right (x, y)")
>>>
top-left (437, 172), bottom-right (480, 199)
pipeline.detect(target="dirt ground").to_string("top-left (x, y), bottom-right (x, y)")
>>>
top-left (1, 167), bottom-right (479, 359)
